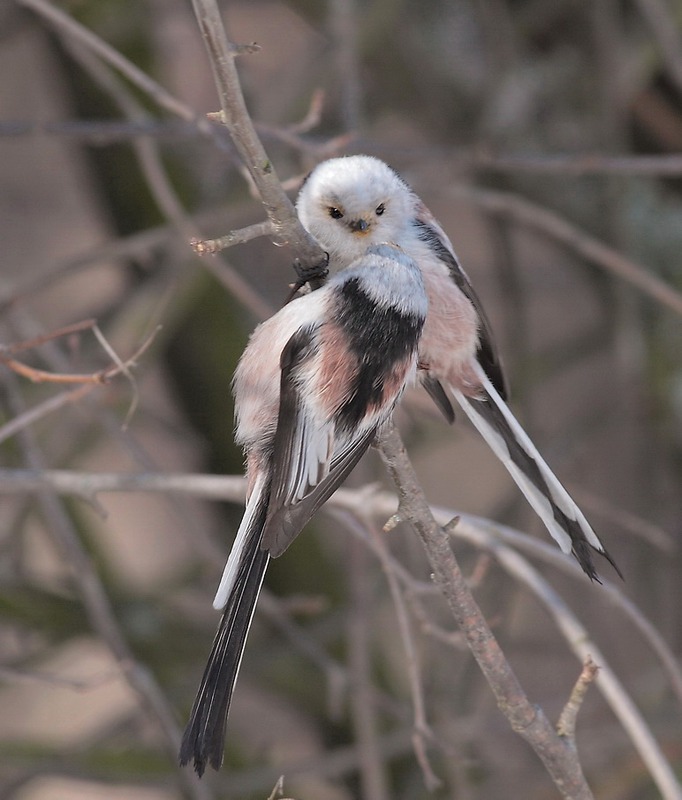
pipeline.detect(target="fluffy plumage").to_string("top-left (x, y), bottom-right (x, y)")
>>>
top-left (296, 155), bottom-right (620, 581)
top-left (179, 243), bottom-right (427, 775)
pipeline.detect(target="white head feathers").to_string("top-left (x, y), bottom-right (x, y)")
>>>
top-left (296, 155), bottom-right (417, 266)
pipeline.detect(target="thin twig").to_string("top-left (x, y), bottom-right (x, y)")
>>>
top-left (488, 541), bottom-right (682, 800)
top-left (13, 113), bottom-right (682, 175)
top-left (557, 657), bottom-right (600, 741)
top-left (16, 0), bottom-right (228, 148)
top-left (0, 384), bottom-right (96, 445)
top-left (13, 0), bottom-right (304, 320)
top-left (0, 216), bottom-right (208, 318)
top-left (0, 325), bottom-right (159, 386)
top-left (0, 665), bottom-right (119, 693)
top-left (368, 519), bottom-right (442, 790)
top-left (325, 508), bottom-right (446, 784)
top-left (191, 220), bottom-right (275, 256)
top-left (0, 375), bottom-right (212, 800)
top-left (0, 222), bottom-right (183, 312)
top-left (1, 318), bottom-right (96, 356)
top-left (346, 536), bottom-right (391, 800)
top-left (451, 185), bottom-right (682, 316)
top-left (4, 464), bottom-right (682, 782)
top-left (287, 88), bottom-right (325, 134)
top-left (63, 36), bottom-right (273, 323)
top-left (475, 151), bottom-right (682, 176)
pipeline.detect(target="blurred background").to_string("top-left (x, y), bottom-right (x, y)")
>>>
top-left (1, 1), bottom-right (682, 798)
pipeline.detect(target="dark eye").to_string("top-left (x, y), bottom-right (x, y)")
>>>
top-left (328, 207), bottom-right (344, 219)
top-left (375, 203), bottom-right (386, 216)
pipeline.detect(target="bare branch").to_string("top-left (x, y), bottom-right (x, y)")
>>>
top-left (0, 665), bottom-right (119, 693)
top-left (488, 541), bottom-right (682, 800)
top-left (64, 35), bottom-right (274, 323)
top-left (368, 518), bottom-right (442, 790)
top-left (0, 375), bottom-right (212, 800)
top-left (0, 384), bottom-right (96, 445)
top-left (327, 507), bottom-right (444, 789)
top-left (346, 537), bottom-right (391, 800)
top-left (10, 5), bottom-right (676, 795)
top-left (475, 151), bottom-right (682, 176)
top-left (189, 0), bottom-right (327, 273)
top-left (451, 185), bottom-right (682, 317)
top-left (1, 318), bottom-right (97, 356)
top-left (375, 424), bottom-right (595, 800)
top-left (557, 657), bottom-right (600, 741)
top-left (4, 463), bottom-right (682, 792)
top-left (191, 220), bottom-right (275, 256)
top-left (0, 324), bottom-right (158, 386)
top-left (0, 469), bottom-right (246, 511)
top-left (286, 88), bottom-right (325, 134)
top-left (15, 0), bottom-right (226, 146)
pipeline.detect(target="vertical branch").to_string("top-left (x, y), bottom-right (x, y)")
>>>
top-left (347, 537), bottom-right (391, 800)
top-left (369, 522), bottom-right (442, 790)
top-left (377, 424), bottom-right (595, 800)
top-left (190, 0), bottom-right (326, 271)
top-left (329, 0), bottom-right (363, 131)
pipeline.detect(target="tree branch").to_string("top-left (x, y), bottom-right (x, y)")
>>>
top-left (189, 0), bottom-right (327, 275)
top-left (0, 376), bottom-right (212, 800)
top-left (450, 185), bottom-right (682, 317)
top-left (376, 424), bottom-right (595, 800)
top-left (2, 462), bottom-right (681, 796)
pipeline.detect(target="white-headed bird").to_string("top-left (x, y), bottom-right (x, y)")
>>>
top-left (296, 155), bottom-right (620, 582)
top-left (180, 242), bottom-right (428, 774)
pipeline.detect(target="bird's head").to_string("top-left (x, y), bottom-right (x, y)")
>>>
top-left (296, 155), bottom-right (415, 266)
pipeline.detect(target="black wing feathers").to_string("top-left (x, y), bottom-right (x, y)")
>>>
top-left (267, 325), bottom-right (318, 510)
top-left (264, 278), bottom-right (421, 556)
top-left (421, 374), bottom-right (456, 423)
top-left (264, 424), bottom-right (377, 558)
top-left (263, 316), bottom-right (380, 557)
top-left (336, 277), bottom-right (423, 431)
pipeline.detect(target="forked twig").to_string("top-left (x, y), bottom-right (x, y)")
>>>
top-left (0, 323), bottom-right (159, 387)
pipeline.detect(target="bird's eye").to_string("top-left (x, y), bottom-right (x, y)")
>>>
top-left (328, 207), bottom-right (344, 219)
top-left (375, 203), bottom-right (386, 216)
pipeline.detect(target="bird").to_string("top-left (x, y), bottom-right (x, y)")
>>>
top-left (295, 154), bottom-right (620, 581)
top-left (179, 242), bottom-right (428, 775)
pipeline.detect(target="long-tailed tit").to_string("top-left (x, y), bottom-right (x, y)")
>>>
top-left (179, 243), bottom-right (427, 775)
top-left (296, 155), bottom-right (620, 580)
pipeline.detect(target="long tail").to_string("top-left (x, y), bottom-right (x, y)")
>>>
top-left (453, 371), bottom-right (621, 581)
top-left (179, 478), bottom-right (270, 776)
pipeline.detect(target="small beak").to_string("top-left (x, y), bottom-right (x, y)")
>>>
top-left (349, 218), bottom-right (370, 234)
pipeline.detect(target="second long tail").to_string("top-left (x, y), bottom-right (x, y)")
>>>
top-left (452, 368), bottom-right (620, 581)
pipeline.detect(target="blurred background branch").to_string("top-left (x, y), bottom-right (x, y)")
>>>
top-left (2, 0), bottom-right (682, 798)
